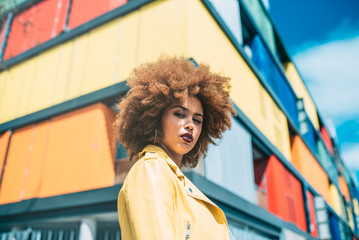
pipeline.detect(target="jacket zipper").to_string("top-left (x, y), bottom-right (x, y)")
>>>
top-left (185, 223), bottom-right (191, 240)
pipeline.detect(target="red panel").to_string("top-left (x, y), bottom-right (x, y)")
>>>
top-left (265, 155), bottom-right (307, 231)
top-left (307, 191), bottom-right (319, 237)
top-left (68, 0), bottom-right (127, 29)
top-left (3, 0), bottom-right (70, 60)
top-left (320, 126), bottom-right (334, 155)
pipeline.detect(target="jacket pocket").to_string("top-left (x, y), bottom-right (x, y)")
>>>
top-left (185, 222), bottom-right (191, 240)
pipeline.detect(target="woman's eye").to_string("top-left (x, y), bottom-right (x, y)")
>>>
top-left (174, 112), bottom-right (185, 118)
top-left (193, 118), bottom-right (202, 124)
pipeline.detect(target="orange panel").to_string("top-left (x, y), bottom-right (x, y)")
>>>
top-left (265, 155), bottom-right (307, 231)
top-left (39, 103), bottom-right (116, 197)
top-left (291, 135), bottom-right (330, 202)
top-left (22, 121), bottom-right (51, 200)
top-left (0, 131), bottom-right (11, 179)
top-left (339, 175), bottom-right (351, 202)
top-left (320, 126), bottom-right (334, 155)
top-left (307, 191), bottom-right (319, 237)
top-left (0, 125), bottom-right (35, 204)
top-left (68, 0), bottom-right (127, 29)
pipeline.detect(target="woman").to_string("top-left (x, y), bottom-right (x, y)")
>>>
top-left (115, 56), bottom-right (234, 239)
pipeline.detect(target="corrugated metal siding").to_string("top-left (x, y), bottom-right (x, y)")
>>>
top-left (250, 35), bottom-right (299, 130)
top-left (187, 0), bottom-right (292, 161)
top-left (265, 155), bottom-right (307, 231)
top-left (3, 0), bottom-right (70, 60)
top-left (205, 118), bottom-right (256, 204)
top-left (67, 0), bottom-right (127, 29)
top-left (0, 103), bottom-right (115, 204)
top-left (284, 62), bottom-right (320, 130)
top-left (208, 0), bottom-right (242, 45)
top-left (291, 136), bottom-right (330, 202)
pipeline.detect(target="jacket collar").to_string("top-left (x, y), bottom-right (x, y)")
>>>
top-left (139, 144), bottom-right (185, 181)
top-left (139, 145), bottom-right (218, 209)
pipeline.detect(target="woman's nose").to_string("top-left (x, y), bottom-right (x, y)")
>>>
top-left (185, 120), bottom-right (194, 131)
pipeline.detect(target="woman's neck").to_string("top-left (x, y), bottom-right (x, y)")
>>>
top-left (157, 142), bottom-right (183, 168)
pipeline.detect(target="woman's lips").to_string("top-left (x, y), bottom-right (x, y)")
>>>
top-left (181, 133), bottom-right (193, 143)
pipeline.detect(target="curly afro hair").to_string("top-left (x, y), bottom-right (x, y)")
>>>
top-left (114, 56), bottom-right (235, 168)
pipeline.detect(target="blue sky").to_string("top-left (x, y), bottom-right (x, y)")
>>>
top-left (267, 0), bottom-right (359, 176)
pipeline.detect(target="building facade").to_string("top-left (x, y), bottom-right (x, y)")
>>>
top-left (0, 0), bottom-right (358, 239)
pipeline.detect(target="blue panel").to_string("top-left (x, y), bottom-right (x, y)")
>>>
top-left (250, 35), bottom-right (300, 130)
top-left (329, 214), bottom-right (342, 240)
top-left (302, 117), bottom-right (317, 155)
top-left (204, 117), bottom-right (256, 204)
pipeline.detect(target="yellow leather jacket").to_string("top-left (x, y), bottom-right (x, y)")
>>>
top-left (118, 144), bottom-right (231, 239)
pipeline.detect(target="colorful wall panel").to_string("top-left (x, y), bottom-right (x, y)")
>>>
top-left (321, 126), bottom-right (334, 155)
top-left (250, 35), bottom-right (300, 130)
top-left (68, 0), bottom-right (127, 29)
top-left (264, 155), bottom-right (307, 231)
top-left (329, 184), bottom-right (343, 217)
top-left (0, 103), bottom-right (115, 204)
top-left (187, 0), bottom-right (292, 161)
top-left (302, 117), bottom-right (318, 155)
top-left (291, 136), bottom-right (330, 202)
top-left (205, 118), bottom-right (256, 204)
top-left (307, 191), bottom-right (319, 238)
top-left (317, 139), bottom-right (338, 184)
top-left (284, 62), bottom-right (320, 130)
top-left (3, 0), bottom-right (70, 60)
top-left (329, 214), bottom-right (342, 240)
top-left (240, 0), bottom-right (276, 54)
top-left (339, 176), bottom-right (351, 202)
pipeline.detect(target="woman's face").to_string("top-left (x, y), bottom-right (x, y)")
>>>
top-left (159, 96), bottom-right (203, 162)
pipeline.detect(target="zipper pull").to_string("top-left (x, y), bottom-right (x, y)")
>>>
top-left (185, 223), bottom-right (191, 240)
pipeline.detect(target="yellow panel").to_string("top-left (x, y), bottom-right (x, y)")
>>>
top-left (27, 47), bottom-right (62, 114)
top-left (0, 70), bottom-right (11, 123)
top-left (186, 0), bottom-right (291, 160)
top-left (66, 34), bottom-right (89, 99)
top-left (117, 11), bottom-right (140, 82)
top-left (16, 59), bottom-right (38, 118)
top-left (329, 184), bottom-right (342, 216)
top-left (347, 206), bottom-right (354, 230)
top-left (0, 64), bottom-right (29, 123)
top-left (285, 63), bottom-right (319, 129)
top-left (354, 198), bottom-right (359, 215)
top-left (82, 19), bottom-right (121, 94)
top-left (52, 41), bottom-right (73, 105)
top-left (136, 0), bottom-right (187, 65)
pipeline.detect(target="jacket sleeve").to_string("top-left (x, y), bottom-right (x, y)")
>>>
top-left (118, 156), bottom-right (180, 239)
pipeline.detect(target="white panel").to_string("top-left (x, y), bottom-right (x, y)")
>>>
top-left (209, 0), bottom-right (243, 45)
top-left (205, 118), bottom-right (256, 204)
top-left (282, 229), bottom-right (305, 240)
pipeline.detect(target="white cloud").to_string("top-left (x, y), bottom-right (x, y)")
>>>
top-left (293, 34), bottom-right (359, 121)
top-left (342, 144), bottom-right (359, 170)
top-left (292, 24), bottom-right (359, 169)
